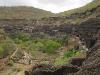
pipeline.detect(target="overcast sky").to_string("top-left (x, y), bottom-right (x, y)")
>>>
top-left (0, 0), bottom-right (93, 13)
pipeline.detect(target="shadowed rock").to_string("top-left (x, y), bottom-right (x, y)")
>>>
top-left (25, 64), bottom-right (79, 75)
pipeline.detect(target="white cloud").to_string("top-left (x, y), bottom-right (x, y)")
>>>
top-left (37, 0), bottom-right (67, 5)
top-left (0, 0), bottom-right (93, 13)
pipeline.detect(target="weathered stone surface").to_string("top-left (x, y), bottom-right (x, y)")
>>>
top-left (70, 58), bottom-right (85, 67)
top-left (0, 19), bottom-right (77, 39)
top-left (73, 18), bottom-right (100, 75)
top-left (25, 64), bottom-right (79, 75)
top-left (77, 18), bottom-right (100, 48)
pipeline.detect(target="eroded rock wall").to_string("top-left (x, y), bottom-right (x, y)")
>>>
top-left (77, 18), bottom-right (100, 48)
top-left (0, 19), bottom-right (76, 39)
top-left (73, 17), bottom-right (100, 75)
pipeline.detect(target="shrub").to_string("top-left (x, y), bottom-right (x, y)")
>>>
top-left (64, 49), bottom-right (77, 58)
top-left (13, 32), bottom-right (31, 43)
top-left (0, 39), bottom-right (15, 58)
top-left (43, 40), bottom-right (61, 54)
top-left (54, 57), bottom-right (68, 66)
top-left (54, 49), bottom-right (81, 66)
top-left (35, 42), bottom-right (44, 50)
top-left (12, 33), bottom-right (68, 55)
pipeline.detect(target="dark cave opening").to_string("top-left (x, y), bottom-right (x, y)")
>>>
top-left (88, 39), bottom-right (97, 48)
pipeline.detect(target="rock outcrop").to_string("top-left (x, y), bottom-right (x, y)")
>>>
top-left (0, 19), bottom-right (77, 39)
top-left (77, 18), bottom-right (100, 48)
top-left (25, 64), bottom-right (79, 75)
top-left (74, 30), bottom-right (100, 75)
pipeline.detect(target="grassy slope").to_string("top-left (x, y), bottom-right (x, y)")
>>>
top-left (0, 0), bottom-right (99, 21)
top-left (58, 0), bottom-right (100, 17)
top-left (0, 6), bottom-right (54, 19)
top-left (56, 0), bottom-right (100, 24)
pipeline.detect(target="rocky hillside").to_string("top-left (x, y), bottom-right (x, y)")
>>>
top-left (23, 0), bottom-right (100, 74)
top-left (25, 16), bottom-right (100, 75)
top-left (0, 0), bottom-right (99, 24)
top-left (0, 0), bottom-right (100, 75)
top-left (57, 0), bottom-right (100, 24)
top-left (73, 17), bottom-right (100, 75)
top-left (0, 6), bottom-right (54, 19)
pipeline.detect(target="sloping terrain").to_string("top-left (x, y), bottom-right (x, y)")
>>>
top-left (57, 0), bottom-right (100, 24)
top-left (59, 0), bottom-right (100, 17)
top-left (0, 6), bottom-right (54, 19)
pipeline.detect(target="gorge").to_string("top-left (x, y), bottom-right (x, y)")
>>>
top-left (0, 0), bottom-right (100, 75)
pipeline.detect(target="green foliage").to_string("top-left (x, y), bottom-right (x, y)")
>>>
top-left (54, 48), bottom-right (81, 66)
top-left (35, 42), bottom-right (44, 50)
top-left (54, 57), bottom-right (68, 66)
top-left (28, 39), bottom-right (61, 54)
top-left (64, 49), bottom-right (77, 58)
top-left (0, 29), bottom-right (15, 58)
top-left (11, 32), bottom-right (69, 55)
top-left (12, 33), bottom-right (64, 54)
top-left (0, 39), bottom-right (15, 58)
top-left (43, 40), bottom-right (61, 54)
top-left (13, 33), bottom-right (31, 44)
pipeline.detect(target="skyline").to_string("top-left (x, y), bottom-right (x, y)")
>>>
top-left (0, 0), bottom-right (93, 13)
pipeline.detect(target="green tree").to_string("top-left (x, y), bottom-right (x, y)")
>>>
top-left (43, 40), bottom-right (61, 54)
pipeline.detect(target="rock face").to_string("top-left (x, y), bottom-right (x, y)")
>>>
top-left (25, 64), bottom-right (79, 75)
top-left (75, 35), bottom-right (100, 75)
top-left (0, 19), bottom-right (77, 39)
top-left (77, 18), bottom-right (100, 48)
top-left (73, 18), bottom-right (100, 75)
top-left (10, 47), bottom-right (33, 65)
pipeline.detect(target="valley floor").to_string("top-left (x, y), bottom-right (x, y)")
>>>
top-left (0, 36), bottom-right (86, 75)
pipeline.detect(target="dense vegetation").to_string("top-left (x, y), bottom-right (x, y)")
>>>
top-left (0, 29), bottom-right (69, 59)
top-left (12, 32), bottom-right (68, 55)
top-left (54, 49), bottom-right (83, 65)
top-left (0, 29), bottom-right (83, 66)
top-left (0, 29), bottom-right (15, 58)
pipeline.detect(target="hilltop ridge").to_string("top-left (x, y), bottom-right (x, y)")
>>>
top-left (0, 6), bottom-right (54, 19)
